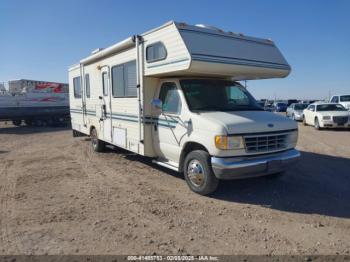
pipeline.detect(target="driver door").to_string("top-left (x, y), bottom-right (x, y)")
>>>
top-left (152, 82), bottom-right (189, 163)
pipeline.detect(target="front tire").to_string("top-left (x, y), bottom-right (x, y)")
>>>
top-left (90, 128), bottom-right (105, 152)
top-left (302, 115), bottom-right (307, 126)
top-left (314, 117), bottom-right (321, 130)
top-left (184, 150), bottom-right (219, 195)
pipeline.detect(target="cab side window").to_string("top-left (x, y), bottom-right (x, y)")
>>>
top-left (308, 105), bottom-right (315, 111)
top-left (331, 96), bottom-right (339, 103)
top-left (159, 82), bottom-right (182, 114)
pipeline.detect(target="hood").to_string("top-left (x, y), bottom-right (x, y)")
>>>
top-left (317, 111), bottom-right (350, 117)
top-left (196, 111), bottom-right (297, 134)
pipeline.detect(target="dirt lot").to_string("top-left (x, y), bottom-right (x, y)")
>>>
top-left (0, 121), bottom-right (349, 255)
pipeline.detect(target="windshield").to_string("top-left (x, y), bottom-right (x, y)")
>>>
top-left (340, 95), bottom-right (350, 102)
top-left (294, 104), bottom-right (308, 110)
top-left (276, 103), bottom-right (286, 107)
top-left (317, 104), bottom-right (347, 111)
top-left (180, 79), bottom-right (262, 112)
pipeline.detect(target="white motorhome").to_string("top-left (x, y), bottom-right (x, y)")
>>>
top-left (69, 21), bottom-right (300, 195)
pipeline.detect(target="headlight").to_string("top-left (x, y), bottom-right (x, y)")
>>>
top-left (215, 135), bottom-right (244, 150)
top-left (322, 116), bottom-right (331, 120)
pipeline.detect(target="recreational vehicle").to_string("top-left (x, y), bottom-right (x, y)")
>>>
top-left (69, 21), bottom-right (300, 195)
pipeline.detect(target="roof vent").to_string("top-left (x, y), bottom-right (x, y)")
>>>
top-left (91, 48), bottom-right (104, 55)
top-left (195, 24), bottom-right (223, 32)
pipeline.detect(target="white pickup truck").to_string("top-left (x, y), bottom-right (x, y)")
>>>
top-left (69, 21), bottom-right (300, 195)
top-left (330, 95), bottom-right (350, 110)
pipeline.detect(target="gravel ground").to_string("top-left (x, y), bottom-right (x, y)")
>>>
top-left (0, 121), bottom-right (349, 255)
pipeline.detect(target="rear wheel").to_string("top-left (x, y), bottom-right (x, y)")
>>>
top-left (184, 150), bottom-right (219, 195)
top-left (24, 119), bottom-right (33, 126)
top-left (34, 119), bottom-right (43, 127)
top-left (90, 128), bottom-right (105, 152)
top-left (314, 117), bottom-right (321, 130)
top-left (12, 120), bottom-right (22, 126)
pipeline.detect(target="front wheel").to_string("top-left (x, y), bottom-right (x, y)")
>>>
top-left (90, 128), bottom-right (105, 152)
top-left (314, 118), bottom-right (321, 130)
top-left (302, 116), bottom-right (307, 126)
top-left (184, 150), bottom-right (219, 195)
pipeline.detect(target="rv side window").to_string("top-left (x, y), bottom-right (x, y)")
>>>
top-left (111, 60), bottom-right (137, 97)
top-left (85, 74), bottom-right (90, 98)
top-left (102, 72), bottom-right (108, 96)
top-left (146, 42), bottom-right (167, 63)
top-left (159, 82), bottom-right (181, 114)
top-left (73, 77), bottom-right (81, 98)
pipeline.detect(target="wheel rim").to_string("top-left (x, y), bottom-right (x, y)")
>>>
top-left (315, 119), bottom-right (319, 128)
top-left (187, 159), bottom-right (205, 187)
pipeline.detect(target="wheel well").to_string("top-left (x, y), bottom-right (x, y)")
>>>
top-left (89, 125), bottom-right (96, 135)
top-left (179, 142), bottom-right (208, 172)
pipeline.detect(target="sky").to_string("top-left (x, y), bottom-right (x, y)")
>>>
top-left (0, 0), bottom-right (349, 100)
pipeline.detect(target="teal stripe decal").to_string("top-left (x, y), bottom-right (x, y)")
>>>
top-left (192, 55), bottom-right (290, 70)
top-left (70, 108), bottom-right (177, 128)
top-left (147, 57), bottom-right (190, 69)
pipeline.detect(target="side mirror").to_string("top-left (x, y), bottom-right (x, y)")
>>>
top-left (152, 99), bottom-right (162, 110)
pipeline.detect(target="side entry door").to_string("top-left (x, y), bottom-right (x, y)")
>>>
top-left (100, 69), bottom-right (113, 142)
top-left (152, 82), bottom-right (190, 163)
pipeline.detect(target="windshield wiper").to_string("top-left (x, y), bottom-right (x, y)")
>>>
top-left (192, 106), bottom-right (226, 111)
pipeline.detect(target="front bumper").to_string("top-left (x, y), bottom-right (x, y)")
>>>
top-left (320, 120), bottom-right (350, 128)
top-left (294, 114), bottom-right (303, 121)
top-left (211, 149), bottom-right (300, 180)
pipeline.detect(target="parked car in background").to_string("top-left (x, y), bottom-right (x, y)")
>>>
top-left (287, 99), bottom-right (299, 106)
top-left (264, 101), bottom-right (274, 111)
top-left (300, 100), bottom-right (317, 104)
top-left (273, 102), bottom-right (288, 112)
top-left (330, 95), bottom-right (350, 110)
top-left (286, 103), bottom-right (309, 121)
top-left (256, 101), bottom-right (266, 109)
top-left (302, 102), bottom-right (350, 130)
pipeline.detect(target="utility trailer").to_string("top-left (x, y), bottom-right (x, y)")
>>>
top-left (69, 21), bottom-right (299, 195)
top-left (0, 83), bottom-right (69, 126)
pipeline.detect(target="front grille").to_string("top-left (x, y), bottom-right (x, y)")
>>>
top-left (244, 133), bottom-right (288, 153)
top-left (333, 116), bottom-right (348, 125)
